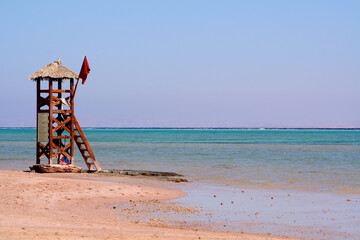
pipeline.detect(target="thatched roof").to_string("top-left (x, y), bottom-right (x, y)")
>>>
top-left (29, 59), bottom-right (78, 81)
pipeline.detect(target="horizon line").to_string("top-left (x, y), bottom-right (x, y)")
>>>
top-left (1, 127), bottom-right (360, 130)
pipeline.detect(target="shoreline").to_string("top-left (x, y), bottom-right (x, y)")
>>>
top-left (0, 170), bottom-right (310, 240)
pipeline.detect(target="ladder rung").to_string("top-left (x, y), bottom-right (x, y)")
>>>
top-left (85, 160), bottom-right (94, 165)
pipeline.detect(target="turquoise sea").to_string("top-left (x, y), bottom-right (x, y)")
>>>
top-left (1, 128), bottom-right (360, 194)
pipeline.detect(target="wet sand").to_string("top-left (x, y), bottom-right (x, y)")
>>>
top-left (0, 170), bottom-right (312, 239)
top-left (173, 183), bottom-right (360, 240)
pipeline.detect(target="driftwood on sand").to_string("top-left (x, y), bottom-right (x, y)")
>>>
top-left (86, 169), bottom-right (188, 183)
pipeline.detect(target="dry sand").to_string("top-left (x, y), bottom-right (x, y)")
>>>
top-left (0, 170), bottom-right (305, 240)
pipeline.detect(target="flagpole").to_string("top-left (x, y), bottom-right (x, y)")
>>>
top-left (73, 78), bottom-right (80, 99)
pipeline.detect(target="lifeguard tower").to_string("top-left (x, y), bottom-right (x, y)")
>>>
top-left (29, 59), bottom-right (101, 171)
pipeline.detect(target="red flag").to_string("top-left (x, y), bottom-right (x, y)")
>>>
top-left (79, 56), bottom-right (90, 84)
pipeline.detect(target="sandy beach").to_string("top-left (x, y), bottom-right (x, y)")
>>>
top-left (0, 170), bottom-right (307, 240)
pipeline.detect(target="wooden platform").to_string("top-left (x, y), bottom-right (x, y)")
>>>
top-left (30, 164), bottom-right (82, 173)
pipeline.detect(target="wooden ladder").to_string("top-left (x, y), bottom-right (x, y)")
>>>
top-left (73, 116), bottom-right (101, 171)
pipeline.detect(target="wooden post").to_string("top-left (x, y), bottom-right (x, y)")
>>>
top-left (57, 80), bottom-right (62, 164)
top-left (70, 78), bottom-right (75, 164)
top-left (36, 79), bottom-right (40, 164)
top-left (49, 79), bottom-right (53, 164)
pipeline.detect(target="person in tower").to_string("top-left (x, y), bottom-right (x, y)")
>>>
top-left (59, 153), bottom-right (71, 165)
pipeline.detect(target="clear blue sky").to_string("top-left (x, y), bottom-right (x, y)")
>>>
top-left (0, 0), bottom-right (359, 127)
